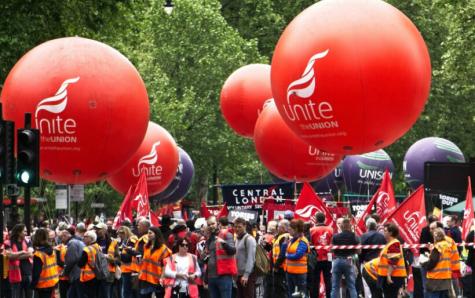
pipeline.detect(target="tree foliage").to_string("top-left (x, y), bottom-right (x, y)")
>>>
top-left (0, 0), bottom-right (473, 215)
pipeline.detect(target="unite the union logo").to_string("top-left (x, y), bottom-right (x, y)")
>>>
top-left (132, 141), bottom-right (163, 180)
top-left (35, 77), bottom-right (80, 144)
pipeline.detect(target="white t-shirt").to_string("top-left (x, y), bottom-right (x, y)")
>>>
top-left (164, 254), bottom-right (202, 292)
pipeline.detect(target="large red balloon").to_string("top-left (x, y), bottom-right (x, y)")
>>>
top-left (254, 100), bottom-right (342, 182)
top-left (220, 64), bottom-right (272, 138)
top-left (107, 122), bottom-right (179, 195)
top-left (271, 0), bottom-right (431, 154)
top-left (1, 37), bottom-right (149, 184)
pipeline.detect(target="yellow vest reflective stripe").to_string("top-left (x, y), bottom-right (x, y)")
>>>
top-left (80, 244), bottom-right (100, 282)
top-left (445, 236), bottom-right (461, 273)
top-left (427, 240), bottom-right (452, 279)
top-left (107, 239), bottom-right (118, 272)
top-left (272, 233), bottom-right (289, 270)
top-left (377, 239), bottom-right (407, 277)
top-left (364, 258), bottom-right (379, 281)
top-left (56, 244), bottom-right (69, 281)
top-left (121, 236), bottom-right (137, 273)
top-left (34, 251), bottom-right (59, 288)
top-left (285, 236), bottom-right (309, 274)
top-left (138, 245), bottom-right (171, 285)
top-left (132, 234), bottom-right (148, 272)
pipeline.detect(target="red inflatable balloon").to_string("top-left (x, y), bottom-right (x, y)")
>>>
top-left (1, 37), bottom-right (149, 184)
top-left (107, 122), bottom-right (179, 195)
top-left (254, 100), bottom-right (342, 182)
top-left (271, 0), bottom-right (431, 154)
top-left (220, 64), bottom-right (272, 138)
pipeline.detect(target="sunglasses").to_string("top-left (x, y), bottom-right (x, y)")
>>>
top-left (179, 243), bottom-right (189, 247)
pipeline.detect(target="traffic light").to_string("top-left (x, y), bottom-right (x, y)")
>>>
top-left (0, 120), bottom-right (15, 184)
top-left (16, 128), bottom-right (40, 187)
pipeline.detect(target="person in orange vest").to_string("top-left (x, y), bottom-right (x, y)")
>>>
top-left (205, 216), bottom-right (237, 298)
top-left (272, 219), bottom-right (290, 298)
top-left (163, 237), bottom-right (202, 298)
top-left (377, 223), bottom-right (407, 298)
top-left (118, 225), bottom-right (138, 298)
top-left (284, 219), bottom-right (310, 298)
top-left (422, 228), bottom-right (458, 298)
top-left (31, 228), bottom-right (59, 298)
top-left (5, 223), bottom-right (34, 298)
top-left (55, 238), bottom-right (69, 298)
top-left (138, 226), bottom-right (171, 298)
top-left (78, 230), bottom-right (101, 298)
top-left (362, 257), bottom-right (382, 298)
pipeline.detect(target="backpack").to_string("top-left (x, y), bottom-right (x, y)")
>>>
top-left (92, 246), bottom-right (111, 281)
top-left (244, 234), bottom-right (270, 276)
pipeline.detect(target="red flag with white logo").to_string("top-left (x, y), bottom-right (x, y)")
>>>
top-left (150, 210), bottom-right (161, 227)
top-left (132, 172), bottom-right (150, 218)
top-left (355, 169), bottom-right (396, 236)
top-left (112, 186), bottom-right (133, 229)
top-left (462, 177), bottom-right (473, 241)
top-left (386, 186), bottom-right (426, 247)
top-left (295, 182), bottom-right (336, 230)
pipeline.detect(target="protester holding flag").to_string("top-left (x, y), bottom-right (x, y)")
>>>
top-left (138, 226), bottom-right (171, 298)
top-left (284, 219), bottom-right (310, 298)
top-left (377, 223), bottom-right (407, 298)
top-left (309, 212), bottom-right (333, 298)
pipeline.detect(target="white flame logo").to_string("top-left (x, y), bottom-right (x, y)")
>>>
top-left (376, 191), bottom-right (390, 216)
top-left (295, 204), bottom-right (319, 218)
top-left (286, 49), bottom-right (329, 104)
top-left (35, 77), bottom-right (80, 119)
top-left (137, 141), bottom-right (161, 169)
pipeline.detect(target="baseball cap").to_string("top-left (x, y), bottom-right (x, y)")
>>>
top-left (93, 222), bottom-right (108, 230)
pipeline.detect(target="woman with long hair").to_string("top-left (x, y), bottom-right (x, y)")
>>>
top-left (5, 223), bottom-right (34, 298)
top-left (31, 228), bottom-right (59, 298)
top-left (163, 237), bottom-right (202, 298)
top-left (118, 225), bottom-right (139, 298)
top-left (138, 226), bottom-right (171, 298)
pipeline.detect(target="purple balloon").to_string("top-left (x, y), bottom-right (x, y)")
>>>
top-left (311, 161), bottom-right (343, 194)
top-left (342, 149), bottom-right (394, 195)
top-left (157, 148), bottom-right (194, 204)
top-left (403, 137), bottom-right (465, 190)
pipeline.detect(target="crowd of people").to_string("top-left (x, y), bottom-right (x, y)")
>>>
top-left (0, 211), bottom-right (474, 298)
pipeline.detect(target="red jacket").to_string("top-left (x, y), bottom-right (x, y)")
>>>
top-left (310, 225), bottom-right (333, 261)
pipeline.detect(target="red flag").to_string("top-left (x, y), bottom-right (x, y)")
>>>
top-left (295, 182), bottom-right (336, 230)
top-left (132, 172), bottom-right (150, 218)
top-left (150, 210), bottom-right (161, 227)
top-left (462, 177), bottom-right (473, 241)
top-left (386, 186), bottom-right (426, 246)
top-left (217, 203), bottom-right (229, 219)
top-left (112, 186), bottom-right (133, 229)
top-left (200, 201), bottom-right (212, 218)
top-left (355, 169), bottom-right (396, 235)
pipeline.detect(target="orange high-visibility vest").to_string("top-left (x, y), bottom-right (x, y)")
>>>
top-left (285, 236), bottom-right (309, 274)
top-left (163, 253), bottom-right (201, 298)
top-left (132, 234), bottom-right (148, 272)
top-left (107, 239), bottom-right (119, 273)
top-left (377, 238), bottom-right (407, 277)
top-left (80, 243), bottom-right (100, 282)
top-left (34, 250), bottom-right (59, 288)
top-left (364, 258), bottom-right (379, 281)
top-left (272, 233), bottom-right (289, 271)
top-left (2, 253), bottom-right (8, 279)
top-left (216, 229), bottom-right (237, 276)
top-left (120, 236), bottom-right (137, 273)
top-left (444, 236), bottom-right (461, 274)
top-left (56, 244), bottom-right (69, 281)
top-left (427, 240), bottom-right (452, 280)
top-left (138, 244), bottom-right (171, 285)
top-left (6, 239), bottom-right (32, 283)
